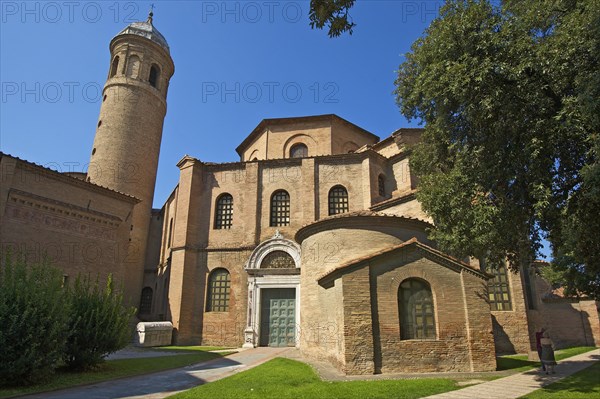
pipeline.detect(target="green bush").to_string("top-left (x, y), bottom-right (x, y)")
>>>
top-left (64, 274), bottom-right (135, 370)
top-left (0, 253), bottom-right (69, 386)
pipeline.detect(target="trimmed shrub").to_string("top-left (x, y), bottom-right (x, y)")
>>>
top-left (64, 274), bottom-right (135, 370)
top-left (0, 253), bottom-right (69, 386)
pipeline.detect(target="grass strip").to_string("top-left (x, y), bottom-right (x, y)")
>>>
top-left (0, 351), bottom-right (224, 399)
top-left (169, 357), bottom-right (462, 399)
top-left (496, 346), bottom-right (597, 372)
top-left (518, 361), bottom-right (600, 398)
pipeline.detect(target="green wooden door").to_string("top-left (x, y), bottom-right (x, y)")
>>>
top-left (259, 288), bottom-right (296, 347)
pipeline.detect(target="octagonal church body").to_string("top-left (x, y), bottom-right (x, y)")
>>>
top-left (2, 15), bottom-right (599, 375)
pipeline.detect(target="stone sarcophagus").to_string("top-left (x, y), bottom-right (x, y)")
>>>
top-left (136, 321), bottom-right (173, 347)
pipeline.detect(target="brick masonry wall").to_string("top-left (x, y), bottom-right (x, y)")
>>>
top-left (491, 269), bottom-right (532, 354)
top-left (526, 275), bottom-right (600, 350)
top-left (341, 267), bottom-right (374, 375)
top-left (372, 248), bottom-right (495, 373)
top-left (300, 229), bottom-right (346, 369)
top-left (201, 250), bottom-right (249, 346)
top-left (0, 158), bottom-right (136, 301)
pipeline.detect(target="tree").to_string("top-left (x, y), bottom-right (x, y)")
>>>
top-left (64, 274), bottom-right (135, 370)
top-left (0, 253), bottom-right (69, 386)
top-left (393, 0), bottom-right (599, 298)
top-left (308, 0), bottom-right (356, 37)
top-left (308, 0), bottom-right (599, 298)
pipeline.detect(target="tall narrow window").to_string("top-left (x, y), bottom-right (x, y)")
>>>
top-left (126, 55), bottom-right (141, 78)
top-left (290, 143), bottom-right (308, 158)
top-left (486, 262), bottom-right (512, 310)
top-left (214, 194), bottom-right (233, 229)
top-left (206, 268), bottom-right (231, 312)
top-left (139, 287), bottom-right (153, 314)
top-left (399, 279), bottom-right (436, 340)
top-left (522, 264), bottom-right (536, 310)
top-left (149, 64), bottom-right (160, 88)
top-left (378, 174), bottom-right (386, 196)
top-left (167, 218), bottom-right (173, 248)
top-left (270, 190), bottom-right (290, 226)
top-left (110, 56), bottom-right (120, 78)
top-left (328, 185), bottom-right (349, 215)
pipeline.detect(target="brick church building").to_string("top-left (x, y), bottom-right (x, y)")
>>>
top-left (1, 14), bottom-right (598, 374)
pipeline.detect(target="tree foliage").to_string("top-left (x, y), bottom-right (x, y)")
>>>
top-left (0, 253), bottom-right (69, 386)
top-left (308, 0), bottom-right (356, 37)
top-left (64, 274), bottom-right (135, 370)
top-left (0, 252), bottom-right (136, 385)
top-left (394, 0), bottom-right (599, 298)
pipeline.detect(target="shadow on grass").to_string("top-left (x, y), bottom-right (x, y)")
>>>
top-left (0, 352), bottom-right (237, 399)
top-left (520, 361), bottom-right (600, 398)
top-left (496, 357), bottom-right (538, 371)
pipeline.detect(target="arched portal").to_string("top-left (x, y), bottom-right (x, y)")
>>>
top-left (243, 231), bottom-right (301, 348)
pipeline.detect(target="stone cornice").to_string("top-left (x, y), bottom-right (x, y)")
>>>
top-left (170, 245), bottom-right (256, 253)
top-left (9, 189), bottom-right (123, 225)
top-left (1, 152), bottom-right (139, 203)
top-left (317, 238), bottom-right (488, 286)
top-left (295, 211), bottom-right (432, 244)
top-left (370, 192), bottom-right (417, 212)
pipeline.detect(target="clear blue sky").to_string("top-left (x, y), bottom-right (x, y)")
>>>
top-left (1, 0), bottom-right (442, 205)
top-left (0, 1), bottom-right (551, 258)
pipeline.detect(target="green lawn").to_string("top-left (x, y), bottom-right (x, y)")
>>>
top-left (518, 362), bottom-right (600, 398)
top-left (496, 347), bottom-right (597, 372)
top-left (169, 357), bottom-right (463, 399)
top-left (0, 351), bottom-right (227, 399)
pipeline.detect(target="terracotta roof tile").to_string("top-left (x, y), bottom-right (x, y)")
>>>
top-left (316, 238), bottom-right (486, 284)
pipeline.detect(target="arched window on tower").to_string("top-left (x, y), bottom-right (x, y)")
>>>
top-left (149, 64), bottom-right (160, 88)
top-left (126, 55), bottom-right (141, 79)
top-left (270, 190), bottom-right (290, 227)
top-left (110, 56), bottom-right (120, 78)
top-left (206, 268), bottom-right (231, 312)
top-left (399, 279), bottom-right (436, 340)
top-left (139, 287), bottom-right (153, 315)
top-left (328, 185), bottom-right (349, 215)
top-left (290, 143), bottom-right (308, 158)
top-left (378, 174), bottom-right (386, 197)
top-left (214, 194), bottom-right (233, 229)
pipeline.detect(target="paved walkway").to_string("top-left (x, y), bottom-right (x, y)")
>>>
top-left (21, 347), bottom-right (291, 399)
top-left (423, 349), bottom-right (600, 399)
top-left (19, 347), bottom-right (599, 399)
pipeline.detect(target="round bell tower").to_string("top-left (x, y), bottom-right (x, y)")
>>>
top-left (88, 10), bottom-right (174, 303)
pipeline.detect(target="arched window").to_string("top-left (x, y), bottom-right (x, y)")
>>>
top-left (270, 190), bottom-right (290, 227)
top-left (485, 261), bottom-right (512, 311)
top-left (260, 251), bottom-right (296, 269)
top-left (149, 64), bottom-right (160, 88)
top-left (139, 287), bottom-right (153, 314)
top-left (214, 194), bottom-right (233, 229)
top-left (328, 185), bottom-right (349, 215)
top-left (290, 143), bottom-right (308, 158)
top-left (378, 174), bottom-right (386, 197)
top-left (206, 268), bottom-right (231, 312)
top-left (126, 55), bottom-right (141, 78)
top-left (110, 56), bottom-right (120, 78)
top-left (399, 279), bottom-right (436, 340)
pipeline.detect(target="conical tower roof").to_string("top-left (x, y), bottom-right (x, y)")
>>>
top-left (114, 10), bottom-right (169, 53)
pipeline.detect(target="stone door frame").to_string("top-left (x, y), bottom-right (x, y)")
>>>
top-left (246, 277), bottom-right (300, 348)
top-left (243, 232), bottom-right (301, 348)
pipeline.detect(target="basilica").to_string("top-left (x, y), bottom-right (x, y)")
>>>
top-left (1, 14), bottom-right (598, 374)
